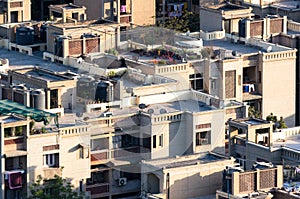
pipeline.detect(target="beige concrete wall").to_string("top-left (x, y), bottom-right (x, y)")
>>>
top-left (23, 0), bottom-right (31, 21)
top-left (193, 110), bottom-right (226, 154)
top-left (27, 129), bottom-right (90, 193)
top-left (160, 158), bottom-right (235, 199)
top-left (131, 0), bottom-right (155, 26)
top-left (200, 9), bottom-right (223, 32)
top-left (74, 0), bottom-right (103, 20)
top-left (261, 53), bottom-right (296, 126)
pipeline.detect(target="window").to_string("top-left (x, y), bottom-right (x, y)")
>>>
top-left (50, 89), bottom-right (58, 109)
top-left (159, 135), bottom-right (163, 146)
top-left (79, 147), bottom-right (84, 159)
top-left (190, 73), bottom-right (203, 90)
top-left (153, 135), bottom-right (157, 148)
top-left (196, 131), bottom-right (210, 146)
top-left (44, 153), bottom-right (59, 167)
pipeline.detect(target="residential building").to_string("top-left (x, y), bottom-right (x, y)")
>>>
top-left (0, 45), bottom-right (246, 198)
top-left (141, 152), bottom-right (236, 199)
top-left (0, 67), bottom-right (77, 116)
top-left (228, 117), bottom-right (300, 173)
top-left (236, 0), bottom-right (300, 22)
top-left (0, 0), bottom-right (31, 23)
top-left (216, 165), bottom-right (283, 199)
top-left (73, 0), bottom-right (156, 27)
top-left (200, 2), bottom-right (254, 34)
top-left (48, 3), bottom-right (87, 23)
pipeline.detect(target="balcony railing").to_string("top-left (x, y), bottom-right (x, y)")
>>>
top-left (86, 183), bottom-right (109, 195)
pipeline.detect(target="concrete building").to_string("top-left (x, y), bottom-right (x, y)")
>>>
top-left (216, 165), bottom-right (283, 199)
top-left (45, 19), bottom-right (119, 59)
top-left (0, 0), bottom-right (31, 23)
top-left (140, 152), bottom-right (236, 199)
top-left (200, 2), bottom-right (254, 34)
top-left (0, 67), bottom-right (77, 116)
top-left (73, 0), bottom-right (156, 27)
top-left (236, 0), bottom-right (300, 22)
top-left (228, 117), bottom-right (300, 174)
top-left (0, 46), bottom-right (246, 198)
top-left (48, 3), bottom-right (87, 23)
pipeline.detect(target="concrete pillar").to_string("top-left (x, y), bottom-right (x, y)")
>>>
top-left (0, 122), bottom-right (5, 199)
top-left (232, 172), bottom-right (240, 196)
top-left (82, 37), bottom-right (86, 54)
top-left (256, 169), bottom-right (260, 190)
top-left (277, 165), bottom-right (283, 188)
top-left (283, 16), bottom-right (287, 34)
top-left (245, 19), bottom-right (251, 40)
top-left (46, 89), bottom-right (51, 109)
top-left (24, 91), bottom-right (30, 107)
top-left (62, 38), bottom-right (69, 58)
top-left (108, 136), bottom-right (112, 159)
top-left (117, 0), bottom-right (120, 23)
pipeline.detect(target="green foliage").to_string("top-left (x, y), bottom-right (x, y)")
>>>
top-left (248, 106), bottom-right (261, 118)
top-left (158, 10), bottom-right (200, 32)
top-left (106, 48), bottom-right (118, 56)
top-left (278, 116), bottom-right (288, 129)
top-left (266, 113), bottom-right (288, 129)
top-left (29, 175), bottom-right (84, 199)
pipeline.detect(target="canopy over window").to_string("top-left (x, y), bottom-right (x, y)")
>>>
top-left (0, 100), bottom-right (58, 127)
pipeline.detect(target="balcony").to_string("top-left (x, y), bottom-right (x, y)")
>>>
top-left (4, 136), bottom-right (27, 158)
top-left (43, 167), bottom-right (62, 179)
top-left (111, 146), bottom-right (150, 159)
top-left (86, 183), bottom-right (109, 197)
top-left (91, 149), bottom-right (109, 165)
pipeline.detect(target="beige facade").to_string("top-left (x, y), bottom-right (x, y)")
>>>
top-left (74, 0), bottom-right (155, 26)
top-left (49, 3), bottom-right (87, 23)
top-left (0, 67), bottom-right (77, 115)
top-left (46, 20), bottom-right (119, 57)
top-left (216, 166), bottom-right (283, 199)
top-left (200, 3), bottom-right (254, 33)
top-left (0, 0), bottom-right (31, 24)
top-left (141, 153), bottom-right (236, 199)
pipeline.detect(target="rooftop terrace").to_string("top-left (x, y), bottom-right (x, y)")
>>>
top-left (142, 152), bottom-right (230, 169)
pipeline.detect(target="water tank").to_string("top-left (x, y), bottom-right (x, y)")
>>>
top-left (16, 27), bottom-right (34, 45)
top-left (81, 33), bottom-right (96, 39)
top-left (95, 81), bottom-right (113, 102)
top-left (55, 36), bottom-right (66, 57)
top-left (77, 75), bottom-right (95, 99)
top-left (40, 24), bottom-right (47, 42)
top-left (238, 19), bottom-right (246, 38)
top-left (31, 89), bottom-right (45, 110)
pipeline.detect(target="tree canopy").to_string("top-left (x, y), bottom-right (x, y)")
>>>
top-left (29, 175), bottom-right (84, 199)
top-left (158, 10), bottom-right (200, 33)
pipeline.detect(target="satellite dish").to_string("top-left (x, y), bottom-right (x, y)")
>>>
top-left (266, 46), bottom-right (272, 53)
top-left (138, 103), bottom-right (149, 109)
top-left (159, 108), bottom-right (167, 114)
top-left (232, 50), bottom-right (238, 56)
top-left (147, 109), bottom-right (154, 114)
top-left (77, 57), bottom-right (83, 64)
top-left (214, 50), bottom-right (221, 56)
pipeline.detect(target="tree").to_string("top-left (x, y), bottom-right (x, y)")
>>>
top-left (248, 106), bottom-right (261, 118)
top-left (29, 175), bottom-right (84, 199)
top-left (158, 10), bottom-right (200, 32)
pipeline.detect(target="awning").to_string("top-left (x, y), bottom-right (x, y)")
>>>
top-left (5, 150), bottom-right (27, 158)
top-left (0, 100), bottom-right (59, 127)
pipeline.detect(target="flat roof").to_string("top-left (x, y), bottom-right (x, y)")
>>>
top-left (273, 135), bottom-right (300, 151)
top-left (230, 118), bottom-right (271, 126)
top-left (49, 3), bottom-right (85, 10)
top-left (0, 48), bottom-right (74, 73)
top-left (142, 152), bottom-right (230, 169)
top-left (271, 1), bottom-right (300, 10)
top-left (143, 100), bottom-right (215, 115)
top-left (13, 67), bottom-right (73, 82)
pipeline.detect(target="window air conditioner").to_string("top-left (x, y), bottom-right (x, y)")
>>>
top-left (119, 177), bottom-right (127, 186)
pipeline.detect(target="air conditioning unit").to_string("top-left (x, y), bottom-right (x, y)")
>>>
top-left (119, 177), bottom-right (127, 186)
